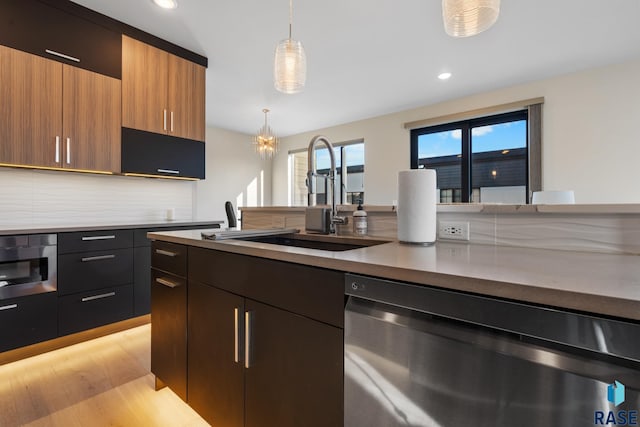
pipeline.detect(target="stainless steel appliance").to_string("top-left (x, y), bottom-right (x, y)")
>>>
top-left (0, 234), bottom-right (57, 300)
top-left (345, 273), bottom-right (640, 427)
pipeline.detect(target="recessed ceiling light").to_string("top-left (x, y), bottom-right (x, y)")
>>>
top-left (438, 72), bottom-right (452, 80)
top-left (152, 0), bottom-right (178, 9)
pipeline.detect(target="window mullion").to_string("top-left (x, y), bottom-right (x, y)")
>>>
top-left (461, 123), bottom-right (471, 203)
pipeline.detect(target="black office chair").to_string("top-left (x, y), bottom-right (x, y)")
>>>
top-left (225, 201), bottom-right (237, 229)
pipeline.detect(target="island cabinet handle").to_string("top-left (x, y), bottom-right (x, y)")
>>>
top-left (156, 277), bottom-right (181, 288)
top-left (81, 254), bottom-right (115, 262)
top-left (244, 311), bottom-right (252, 369)
top-left (82, 235), bottom-right (116, 241)
top-left (234, 308), bottom-right (240, 363)
top-left (155, 249), bottom-right (178, 257)
top-left (82, 292), bottom-right (116, 302)
top-left (0, 304), bottom-right (18, 311)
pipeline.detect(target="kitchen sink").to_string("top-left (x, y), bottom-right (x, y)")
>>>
top-left (241, 234), bottom-right (389, 252)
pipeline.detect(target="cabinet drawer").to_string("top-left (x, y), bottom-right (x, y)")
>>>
top-left (0, 0), bottom-right (121, 79)
top-left (58, 248), bottom-right (133, 295)
top-left (188, 248), bottom-right (345, 328)
top-left (58, 284), bottom-right (133, 336)
top-left (58, 229), bottom-right (133, 254)
top-left (0, 292), bottom-right (58, 352)
top-left (152, 241), bottom-right (187, 277)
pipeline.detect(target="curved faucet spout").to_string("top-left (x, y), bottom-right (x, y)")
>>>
top-left (306, 135), bottom-right (346, 233)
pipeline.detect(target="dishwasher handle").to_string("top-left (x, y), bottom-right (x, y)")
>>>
top-left (345, 273), bottom-right (640, 363)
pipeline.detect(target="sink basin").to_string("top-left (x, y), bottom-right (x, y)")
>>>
top-left (241, 235), bottom-right (389, 252)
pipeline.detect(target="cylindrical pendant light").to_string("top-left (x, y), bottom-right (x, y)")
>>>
top-left (254, 109), bottom-right (279, 159)
top-left (442, 0), bottom-right (501, 38)
top-left (274, 0), bottom-right (306, 94)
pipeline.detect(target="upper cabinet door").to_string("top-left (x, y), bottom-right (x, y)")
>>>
top-left (168, 55), bottom-right (206, 141)
top-left (122, 35), bottom-right (169, 136)
top-left (122, 35), bottom-right (206, 142)
top-left (63, 66), bottom-right (121, 173)
top-left (0, 45), bottom-right (62, 168)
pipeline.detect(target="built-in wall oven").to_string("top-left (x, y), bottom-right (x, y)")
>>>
top-left (0, 234), bottom-right (57, 300)
top-left (345, 273), bottom-right (640, 427)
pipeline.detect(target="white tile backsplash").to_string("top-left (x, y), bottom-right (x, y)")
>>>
top-left (0, 168), bottom-right (194, 228)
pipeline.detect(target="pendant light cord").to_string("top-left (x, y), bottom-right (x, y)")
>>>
top-left (289, 0), bottom-right (293, 39)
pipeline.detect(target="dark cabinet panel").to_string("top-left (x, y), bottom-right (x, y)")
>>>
top-left (133, 246), bottom-right (151, 317)
top-left (188, 281), bottom-right (245, 427)
top-left (58, 229), bottom-right (133, 254)
top-left (121, 127), bottom-right (205, 179)
top-left (58, 248), bottom-right (133, 295)
top-left (189, 247), bottom-right (345, 328)
top-left (151, 269), bottom-right (187, 401)
top-left (58, 284), bottom-right (133, 336)
top-left (151, 241), bottom-right (187, 277)
top-left (0, 0), bottom-right (121, 79)
top-left (0, 292), bottom-right (57, 352)
top-left (244, 299), bottom-right (343, 427)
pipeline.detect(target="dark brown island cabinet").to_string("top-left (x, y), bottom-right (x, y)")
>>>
top-left (150, 242), bottom-right (345, 427)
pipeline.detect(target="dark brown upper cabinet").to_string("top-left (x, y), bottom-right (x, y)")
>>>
top-left (122, 36), bottom-right (206, 142)
top-left (0, 0), bottom-right (121, 79)
top-left (0, 45), bottom-right (121, 173)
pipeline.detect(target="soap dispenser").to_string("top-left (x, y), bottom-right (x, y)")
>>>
top-left (353, 200), bottom-right (367, 236)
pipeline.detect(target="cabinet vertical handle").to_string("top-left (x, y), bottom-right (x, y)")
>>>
top-left (234, 308), bottom-right (239, 363)
top-left (66, 137), bottom-right (71, 164)
top-left (244, 311), bottom-right (252, 369)
top-left (170, 111), bottom-right (174, 132)
top-left (55, 136), bottom-right (60, 163)
top-left (163, 109), bottom-right (167, 131)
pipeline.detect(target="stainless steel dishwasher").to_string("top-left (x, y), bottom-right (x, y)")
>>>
top-left (344, 273), bottom-right (640, 427)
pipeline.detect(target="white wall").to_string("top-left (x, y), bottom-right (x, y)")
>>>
top-left (0, 168), bottom-right (195, 229)
top-left (272, 58), bottom-right (640, 205)
top-left (194, 126), bottom-right (272, 226)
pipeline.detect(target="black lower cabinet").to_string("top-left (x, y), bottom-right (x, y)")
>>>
top-left (151, 268), bottom-right (187, 401)
top-left (0, 292), bottom-right (57, 352)
top-left (58, 284), bottom-right (133, 336)
top-left (188, 281), bottom-right (245, 426)
top-left (244, 299), bottom-right (343, 427)
top-left (133, 246), bottom-right (151, 316)
top-left (185, 247), bottom-right (344, 427)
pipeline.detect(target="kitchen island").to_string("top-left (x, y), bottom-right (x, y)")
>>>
top-left (149, 228), bottom-right (640, 427)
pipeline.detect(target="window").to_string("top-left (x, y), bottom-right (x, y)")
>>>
top-left (289, 141), bottom-right (364, 206)
top-left (411, 111), bottom-right (529, 203)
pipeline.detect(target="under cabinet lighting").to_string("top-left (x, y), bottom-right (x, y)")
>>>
top-left (152, 0), bottom-right (178, 10)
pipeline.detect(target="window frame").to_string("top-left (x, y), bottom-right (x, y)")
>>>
top-left (410, 110), bottom-right (530, 203)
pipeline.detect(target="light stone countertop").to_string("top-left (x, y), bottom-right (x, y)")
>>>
top-left (148, 229), bottom-right (640, 321)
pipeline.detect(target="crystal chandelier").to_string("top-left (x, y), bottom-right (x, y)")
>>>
top-left (254, 109), bottom-right (278, 159)
top-left (274, 0), bottom-right (306, 94)
top-left (442, 0), bottom-right (501, 38)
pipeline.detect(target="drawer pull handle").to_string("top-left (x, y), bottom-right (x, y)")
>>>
top-left (155, 249), bottom-right (178, 257)
top-left (81, 235), bottom-right (116, 241)
top-left (244, 311), bottom-right (252, 369)
top-left (81, 292), bottom-right (116, 302)
top-left (234, 308), bottom-right (239, 363)
top-left (0, 304), bottom-right (18, 311)
top-left (156, 278), bottom-right (181, 288)
top-left (81, 254), bottom-right (115, 262)
top-left (45, 49), bottom-right (80, 63)
top-left (157, 169), bottom-right (180, 175)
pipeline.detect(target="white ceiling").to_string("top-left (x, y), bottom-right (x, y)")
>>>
top-left (72, 0), bottom-right (640, 137)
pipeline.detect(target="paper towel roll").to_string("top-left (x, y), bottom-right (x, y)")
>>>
top-left (397, 169), bottom-right (437, 244)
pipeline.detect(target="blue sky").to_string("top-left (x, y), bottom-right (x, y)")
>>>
top-left (418, 120), bottom-right (526, 158)
top-left (315, 143), bottom-right (365, 169)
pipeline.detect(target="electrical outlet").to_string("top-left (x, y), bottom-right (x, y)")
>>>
top-left (438, 221), bottom-right (470, 241)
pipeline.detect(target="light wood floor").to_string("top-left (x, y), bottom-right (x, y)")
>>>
top-left (0, 325), bottom-right (209, 427)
